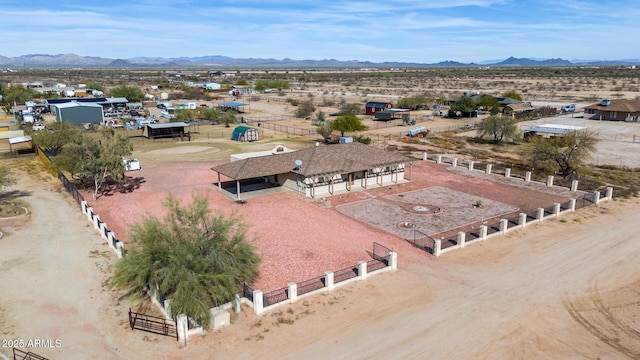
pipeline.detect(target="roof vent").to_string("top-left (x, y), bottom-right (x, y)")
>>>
top-left (601, 99), bottom-right (611, 106)
top-left (293, 159), bottom-right (302, 171)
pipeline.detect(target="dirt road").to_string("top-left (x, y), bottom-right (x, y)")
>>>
top-left (1, 156), bottom-right (639, 359)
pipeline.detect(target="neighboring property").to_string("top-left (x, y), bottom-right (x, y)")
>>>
top-left (230, 126), bottom-right (259, 142)
top-left (211, 142), bottom-right (413, 199)
top-left (365, 101), bottom-right (393, 115)
top-left (522, 124), bottom-right (586, 138)
top-left (142, 122), bottom-right (190, 140)
top-left (583, 99), bottom-right (640, 121)
top-left (219, 101), bottom-right (248, 112)
top-left (52, 102), bottom-right (104, 125)
top-left (45, 97), bottom-right (129, 115)
top-left (503, 103), bottom-right (536, 119)
top-left (230, 145), bottom-right (293, 162)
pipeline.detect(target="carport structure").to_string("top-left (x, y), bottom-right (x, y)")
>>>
top-left (219, 101), bottom-right (249, 113)
top-left (211, 142), bottom-right (413, 200)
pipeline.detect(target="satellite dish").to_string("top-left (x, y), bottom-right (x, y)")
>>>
top-left (294, 159), bottom-right (303, 167)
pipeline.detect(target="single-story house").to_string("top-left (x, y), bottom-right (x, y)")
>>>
top-left (53, 102), bottom-right (104, 125)
top-left (143, 122), bottom-right (190, 140)
top-left (583, 99), bottom-right (640, 121)
top-left (230, 126), bottom-right (259, 142)
top-left (211, 142), bottom-right (413, 200)
top-left (365, 101), bottom-right (392, 115)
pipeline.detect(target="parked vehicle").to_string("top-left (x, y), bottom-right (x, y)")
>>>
top-left (561, 104), bottom-right (576, 113)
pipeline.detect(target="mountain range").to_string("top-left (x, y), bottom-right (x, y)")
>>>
top-left (0, 54), bottom-right (638, 68)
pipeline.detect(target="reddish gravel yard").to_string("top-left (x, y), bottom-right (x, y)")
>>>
top-left (84, 158), bottom-right (579, 292)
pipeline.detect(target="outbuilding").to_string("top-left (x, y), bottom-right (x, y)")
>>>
top-left (143, 122), bottom-right (190, 140)
top-left (53, 102), bottom-right (104, 125)
top-left (231, 126), bottom-right (259, 142)
top-left (365, 101), bottom-right (392, 115)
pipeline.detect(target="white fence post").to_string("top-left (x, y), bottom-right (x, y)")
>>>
top-left (468, 160), bottom-right (474, 171)
top-left (388, 252), bottom-right (397, 270)
top-left (288, 282), bottom-right (298, 303)
top-left (505, 168), bottom-right (511, 178)
top-left (606, 187), bottom-right (613, 199)
top-left (116, 241), bottom-right (124, 259)
top-left (452, 158), bottom-right (458, 167)
top-left (571, 180), bottom-right (579, 192)
top-left (553, 203), bottom-right (561, 217)
top-left (594, 191), bottom-right (601, 204)
top-left (570, 198), bottom-right (576, 212)
top-left (176, 314), bottom-right (188, 345)
top-left (325, 271), bottom-right (335, 290)
top-left (358, 261), bottom-right (367, 280)
top-left (81, 200), bottom-right (88, 215)
top-left (519, 213), bottom-right (527, 228)
top-left (537, 208), bottom-right (544, 221)
top-left (525, 171), bottom-right (531, 182)
top-left (253, 290), bottom-right (264, 316)
top-left (480, 225), bottom-right (487, 240)
top-left (458, 231), bottom-right (466, 248)
top-left (486, 164), bottom-right (492, 174)
top-left (436, 155), bottom-right (442, 164)
top-left (422, 152), bottom-right (427, 161)
top-left (547, 175), bottom-right (554, 187)
top-left (500, 219), bottom-right (508, 233)
top-left (434, 239), bottom-right (442, 256)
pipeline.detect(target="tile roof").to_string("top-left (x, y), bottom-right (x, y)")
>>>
top-left (212, 142), bottom-right (412, 180)
top-left (584, 99), bottom-right (640, 112)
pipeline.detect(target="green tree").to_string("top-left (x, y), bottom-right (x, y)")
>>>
top-left (3, 85), bottom-right (39, 105)
top-left (476, 115), bottom-right (519, 143)
top-left (502, 90), bottom-right (523, 101)
top-left (520, 130), bottom-right (599, 176)
top-left (30, 121), bottom-right (81, 155)
top-left (330, 114), bottom-right (367, 137)
top-left (476, 95), bottom-right (499, 110)
top-left (109, 193), bottom-right (260, 329)
top-left (199, 107), bottom-right (222, 124)
top-left (396, 94), bottom-right (431, 110)
top-left (108, 84), bottom-right (145, 102)
top-left (316, 124), bottom-right (333, 142)
top-left (448, 96), bottom-right (477, 118)
top-left (0, 165), bottom-right (16, 192)
top-left (174, 109), bottom-right (194, 123)
top-left (54, 128), bottom-right (133, 200)
top-left (221, 110), bottom-right (237, 128)
top-left (295, 100), bottom-right (316, 118)
top-left (86, 81), bottom-right (105, 92)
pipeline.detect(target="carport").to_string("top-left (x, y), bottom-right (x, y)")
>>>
top-left (9, 135), bottom-right (33, 152)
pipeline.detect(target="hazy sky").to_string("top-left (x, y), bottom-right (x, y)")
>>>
top-left (1, 0), bottom-right (638, 63)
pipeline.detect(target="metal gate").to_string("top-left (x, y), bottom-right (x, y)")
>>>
top-left (128, 308), bottom-right (178, 341)
top-left (12, 348), bottom-right (48, 360)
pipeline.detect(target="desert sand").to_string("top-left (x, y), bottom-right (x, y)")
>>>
top-left (1, 155), bottom-right (639, 359)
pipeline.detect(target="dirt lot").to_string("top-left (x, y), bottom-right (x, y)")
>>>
top-left (1, 155), bottom-right (639, 359)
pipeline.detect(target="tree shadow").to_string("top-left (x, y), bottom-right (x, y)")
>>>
top-left (100, 176), bottom-right (146, 197)
top-left (0, 189), bottom-right (33, 202)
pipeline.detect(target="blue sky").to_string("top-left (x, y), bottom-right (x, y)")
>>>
top-left (1, 0), bottom-right (638, 63)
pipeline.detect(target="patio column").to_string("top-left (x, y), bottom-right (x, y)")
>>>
top-left (217, 173), bottom-right (221, 191)
top-left (236, 180), bottom-right (241, 200)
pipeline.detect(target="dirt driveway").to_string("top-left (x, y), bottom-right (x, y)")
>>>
top-left (1, 155), bottom-right (639, 359)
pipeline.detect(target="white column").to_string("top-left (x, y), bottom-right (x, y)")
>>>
top-left (422, 152), bottom-right (427, 161)
top-left (458, 231), bottom-right (466, 248)
top-left (358, 261), bottom-right (367, 280)
top-left (253, 290), bottom-right (264, 316)
top-left (388, 252), bottom-right (398, 270)
top-left (480, 225), bottom-right (487, 240)
top-left (537, 208), bottom-right (544, 221)
top-left (434, 239), bottom-right (442, 256)
top-left (554, 203), bottom-right (561, 216)
top-left (325, 271), bottom-right (334, 290)
top-left (606, 187), bottom-right (613, 199)
top-left (571, 180), bottom-right (579, 192)
top-left (594, 191), bottom-right (601, 204)
top-left (570, 198), bottom-right (576, 212)
top-left (505, 168), bottom-right (511, 178)
top-left (486, 164), bottom-right (492, 174)
top-left (81, 200), bottom-right (88, 215)
top-left (452, 158), bottom-right (458, 167)
top-left (116, 241), bottom-right (124, 259)
top-left (547, 175), bottom-right (554, 187)
top-left (500, 219), bottom-right (508, 233)
top-left (93, 214), bottom-right (100, 229)
top-left (468, 160), bottom-right (474, 171)
top-left (525, 171), bottom-right (531, 182)
top-left (436, 155), bottom-right (442, 164)
top-left (176, 314), bottom-right (188, 345)
top-left (288, 282), bottom-right (298, 303)
top-left (519, 213), bottom-right (527, 227)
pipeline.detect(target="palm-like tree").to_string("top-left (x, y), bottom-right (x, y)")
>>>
top-left (110, 193), bottom-right (260, 329)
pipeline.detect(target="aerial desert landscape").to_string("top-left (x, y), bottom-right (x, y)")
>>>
top-left (1, 66), bottom-right (640, 359)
